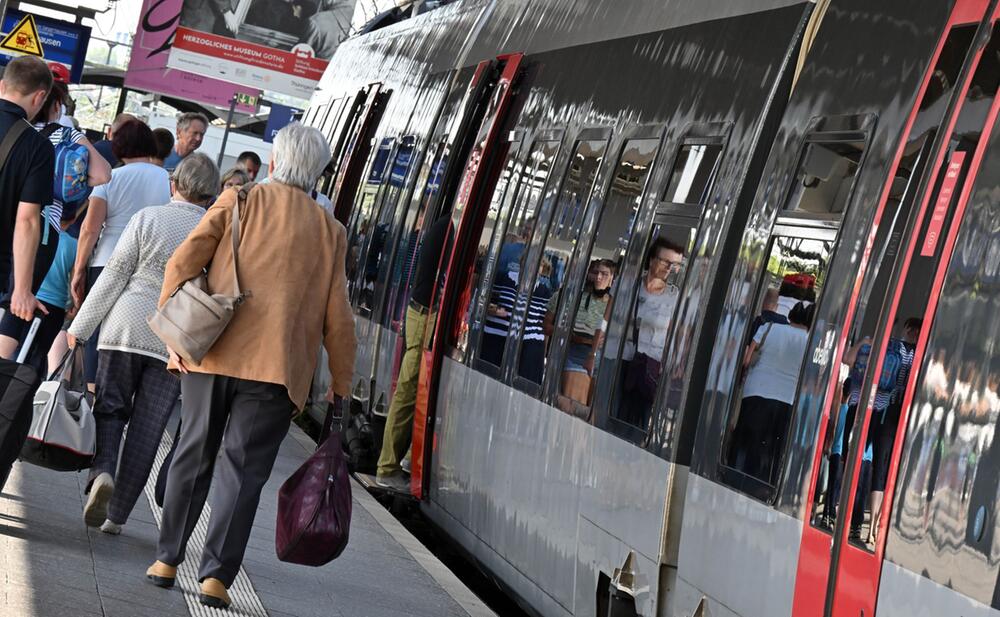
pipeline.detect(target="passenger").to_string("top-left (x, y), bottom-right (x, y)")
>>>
top-left (620, 238), bottom-right (684, 427)
top-left (71, 119), bottom-right (171, 390)
top-left (730, 301), bottom-right (815, 484)
top-left (863, 317), bottom-right (921, 543)
top-left (750, 287), bottom-right (789, 339)
top-left (162, 112), bottom-right (209, 173)
top-left (93, 113), bottom-right (137, 169)
top-left (235, 150), bottom-right (262, 181)
top-left (376, 214), bottom-right (451, 491)
top-left (776, 273), bottom-right (815, 316)
top-left (519, 254), bottom-right (558, 384)
top-left (221, 167), bottom-right (250, 192)
top-left (70, 153), bottom-right (220, 534)
top-left (0, 65), bottom-right (111, 365)
top-left (151, 128), bottom-right (175, 167)
top-left (481, 246), bottom-right (522, 366)
top-left (552, 259), bottom-right (615, 406)
top-left (147, 124), bottom-right (356, 609)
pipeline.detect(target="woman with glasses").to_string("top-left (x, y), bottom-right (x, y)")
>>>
top-left (69, 153), bottom-right (220, 535)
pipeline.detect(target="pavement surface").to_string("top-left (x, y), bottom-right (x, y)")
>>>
top-left (0, 418), bottom-right (495, 617)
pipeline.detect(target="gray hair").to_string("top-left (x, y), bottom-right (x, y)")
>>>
top-left (177, 112), bottom-right (209, 132)
top-left (270, 123), bottom-right (331, 192)
top-left (173, 153), bottom-right (220, 204)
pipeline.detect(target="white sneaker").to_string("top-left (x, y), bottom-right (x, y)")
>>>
top-left (100, 520), bottom-right (122, 535)
top-left (400, 456), bottom-right (411, 475)
top-left (374, 473), bottom-right (409, 492)
top-left (84, 473), bottom-right (114, 527)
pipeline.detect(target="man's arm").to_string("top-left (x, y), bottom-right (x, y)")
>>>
top-left (10, 201), bottom-right (42, 320)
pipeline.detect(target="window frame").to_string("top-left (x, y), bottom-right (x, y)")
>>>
top-left (659, 121), bottom-right (732, 215)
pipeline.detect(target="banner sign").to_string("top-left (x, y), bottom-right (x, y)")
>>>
top-left (264, 102), bottom-right (301, 142)
top-left (125, 0), bottom-right (261, 114)
top-left (0, 10), bottom-right (91, 83)
top-left (168, 0), bottom-right (354, 100)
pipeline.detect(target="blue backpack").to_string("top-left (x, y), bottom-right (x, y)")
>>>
top-left (43, 124), bottom-right (91, 206)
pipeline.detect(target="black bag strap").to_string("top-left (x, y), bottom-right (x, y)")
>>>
top-left (0, 119), bottom-right (30, 174)
top-left (39, 122), bottom-right (61, 140)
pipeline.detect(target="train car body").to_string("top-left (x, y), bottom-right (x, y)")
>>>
top-left (303, 1), bottom-right (1000, 616)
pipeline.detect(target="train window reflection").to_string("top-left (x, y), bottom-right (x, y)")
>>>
top-left (479, 140), bottom-right (560, 368)
top-left (610, 224), bottom-right (692, 428)
top-left (723, 236), bottom-right (832, 497)
top-left (517, 139), bottom-right (607, 386)
top-left (554, 138), bottom-right (658, 415)
top-left (663, 143), bottom-right (723, 205)
top-left (784, 141), bottom-right (865, 215)
top-left (346, 137), bottom-right (394, 302)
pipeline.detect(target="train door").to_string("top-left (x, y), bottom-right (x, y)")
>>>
top-left (332, 84), bottom-right (391, 224)
top-left (792, 3), bottom-right (1000, 616)
top-left (411, 54), bottom-right (525, 497)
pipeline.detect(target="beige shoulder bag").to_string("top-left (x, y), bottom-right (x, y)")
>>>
top-left (149, 184), bottom-right (254, 365)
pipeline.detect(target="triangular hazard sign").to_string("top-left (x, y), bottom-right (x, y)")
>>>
top-left (0, 15), bottom-right (43, 58)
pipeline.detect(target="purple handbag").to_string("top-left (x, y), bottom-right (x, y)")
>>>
top-left (276, 402), bottom-right (352, 566)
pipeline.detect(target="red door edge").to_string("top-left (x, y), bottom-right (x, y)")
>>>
top-left (410, 54), bottom-right (524, 498)
top-left (791, 2), bottom-right (993, 615)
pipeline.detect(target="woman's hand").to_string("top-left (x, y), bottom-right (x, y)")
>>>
top-left (168, 348), bottom-right (189, 374)
top-left (66, 332), bottom-right (76, 349)
top-left (70, 271), bottom-right (86, 308)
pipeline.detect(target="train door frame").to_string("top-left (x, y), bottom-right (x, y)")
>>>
top-left (411, 54), bottom-right (525, 498)
top-left (333, 84), bottom-right (391, 225)
top-left (789, 2), bottom-right (1000, 615)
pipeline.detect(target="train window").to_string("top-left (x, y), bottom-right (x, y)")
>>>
top-left (453, 133), bottom-right (523, 357)
top-left (360, 137), bottom-right (417, 318)
top-left (784, 140), bottom-right (865, 215)
top-left (479, 139), bottom-right (560, 370)
top-left (383, 143), bottom-right (449, 331)
top-left (721, 235), bottom-right (832, 500)
top-left (555, 138), bottom-right (659, 415)
top-left (515, 139), bottom-right (607, 386)
top-left (347, 137), bottom-right (394, 303)
top-left (607, 223), bottom-right (695, 429)
top-left (322, 98), bottom-right (345, 141)
top-left (662, 142), bottom-right (723, 206)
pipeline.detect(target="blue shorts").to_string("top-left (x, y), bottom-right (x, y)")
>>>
top-left (564, 342), bottom-right (591, 374)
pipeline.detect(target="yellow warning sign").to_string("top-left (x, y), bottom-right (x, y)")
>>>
top-left (0, 15), bottom-right (43, 58)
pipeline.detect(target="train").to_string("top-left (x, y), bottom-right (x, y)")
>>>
top-left (300, 1), bottom-right (1000, 616)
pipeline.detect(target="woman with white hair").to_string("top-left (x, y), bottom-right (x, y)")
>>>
top-left (69, 153), bottom-right (220, 534)
top-left (146, 123), bottom-right (356, 609)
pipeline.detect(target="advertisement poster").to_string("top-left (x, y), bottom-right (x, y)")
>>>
top-left (168, 0), bottom-right (353, 99)
top-left (0, 10), bottom-right (91, 83)
top-left (126, 0), bottom-right (261, 114)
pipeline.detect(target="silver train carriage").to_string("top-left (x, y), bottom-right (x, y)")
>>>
top-left (302, 1), bottom-right (1000, 616)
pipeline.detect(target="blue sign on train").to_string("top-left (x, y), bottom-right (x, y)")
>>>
top-left (0, 10), bottom-right (91, 84)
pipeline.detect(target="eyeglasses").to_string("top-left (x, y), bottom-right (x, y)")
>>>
top-left (652, 255), bottom-right (683, 268)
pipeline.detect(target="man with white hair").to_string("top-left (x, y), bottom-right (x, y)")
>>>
top-left (163, 112), bottom-right (209, 173)
top-left (146, 123), bottom-right (356, 609)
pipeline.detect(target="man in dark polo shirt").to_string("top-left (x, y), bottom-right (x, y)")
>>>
top-left (376, 213), bottom-right (452, 491)
top-left (0, 57), bottom-right (55, 322)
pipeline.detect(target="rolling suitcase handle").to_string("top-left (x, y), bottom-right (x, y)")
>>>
top-left (0, 302), bottom-right (47, 365)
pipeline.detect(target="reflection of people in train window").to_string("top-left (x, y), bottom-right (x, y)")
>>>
top-left (552, 259), bottom-right (615, 405)
top-left (519, 256), bottom-right (558, 384)
top-left (861, 317), bottom-right (921, 543)
top-left (731, 301), bottom-right (815, 484)
top-left (481, 242), bottom-right (524, 366)
top-left (776, 273), bottom-right (816, 316)
top-left (619, 238), bottom-right (684, 426)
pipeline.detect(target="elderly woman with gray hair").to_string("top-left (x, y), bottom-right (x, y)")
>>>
top-left (69, 153), bottom-right (220, 535)
top-left (146, 123), bottom-right (356, 609)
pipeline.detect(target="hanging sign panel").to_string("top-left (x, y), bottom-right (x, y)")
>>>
top-left (125, 0), bottom-right (261, 114)
top-left (0, 11), bottom-right (91, 83)
top-left (167, 0), bottom-right (355, 100)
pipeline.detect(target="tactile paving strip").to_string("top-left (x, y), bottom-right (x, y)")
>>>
top-left (142, 428), bottom-right (270, 617)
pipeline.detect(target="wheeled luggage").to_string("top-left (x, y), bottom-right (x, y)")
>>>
top-left (0, 314), bottom-right (45, 492)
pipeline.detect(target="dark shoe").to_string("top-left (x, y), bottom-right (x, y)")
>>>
top-left (146, 561), bottom-right (176, 588)
top-left (375, 472), bottom-right (409, 492)
top-left (200, 577), bottom-right (231, 609)
top-left (84, 473), bottom-right (114, 527)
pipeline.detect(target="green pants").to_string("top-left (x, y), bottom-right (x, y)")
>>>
top-left (377, 306), bottom-right (428, 476)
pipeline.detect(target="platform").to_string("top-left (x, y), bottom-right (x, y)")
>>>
top-left (0, 420), bottom-right (495, 617)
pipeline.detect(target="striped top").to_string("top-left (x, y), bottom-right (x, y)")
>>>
top-left (522, 279), bottom-right (555, 342)
top-left (874, 339), bottom-right (916, 413)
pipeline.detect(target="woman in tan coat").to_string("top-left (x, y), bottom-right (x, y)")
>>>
top-left (146, 123), bottom-right (356, 609)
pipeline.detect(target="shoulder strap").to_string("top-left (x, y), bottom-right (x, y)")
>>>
top-left (0, 119), bottom-right (30, 174)
top-left (232, 182), bottom-right (257, 299)
top-left (40, 122), bottom-right (61, 140)
top-left (757, 322), bottom-right (773, 351)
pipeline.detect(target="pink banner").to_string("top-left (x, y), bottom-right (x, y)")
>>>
top-left (125, 0), bottom-right (260, 114)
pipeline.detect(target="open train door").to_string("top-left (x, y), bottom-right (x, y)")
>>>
top-left (332, 83), bottom-right (391, 225)
top-left (409, 54), bottom-right (524, 498)
top-left (793, 1), bottom-right (1000, 615)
